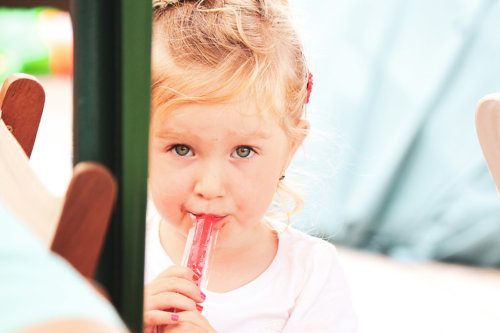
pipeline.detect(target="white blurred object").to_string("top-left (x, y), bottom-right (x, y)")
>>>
top-left (30, 75), bottom-right (73, 196)
top-left (337, 247), bottom-right (500, 333)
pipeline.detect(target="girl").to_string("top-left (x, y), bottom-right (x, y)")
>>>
top-left (144, 0), bottom-right (356, 332)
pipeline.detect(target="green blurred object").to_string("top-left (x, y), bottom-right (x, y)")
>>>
top-left (0, 7), bottom-right (51, 82)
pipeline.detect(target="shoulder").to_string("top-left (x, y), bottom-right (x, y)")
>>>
top-left (272, 220), bottom-right (338, 260)
top-left (269, 220), bottom-right (358, 331)
top-left (270, 219), bottom-right (343, 280)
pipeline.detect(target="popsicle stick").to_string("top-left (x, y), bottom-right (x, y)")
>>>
top-left (475, 93), bottom-right (500, 193)
top-left (0, 73), bottom-right (45, 158)
top-left (51, 162), bottom-right (117, 278)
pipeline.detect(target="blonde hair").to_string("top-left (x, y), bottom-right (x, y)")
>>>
top-left (151, 0), bottom-right (309, 220)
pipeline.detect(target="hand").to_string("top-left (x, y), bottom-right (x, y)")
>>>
top-left (143, 265), bottom-right (206, 333)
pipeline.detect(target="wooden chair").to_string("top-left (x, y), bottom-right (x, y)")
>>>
top-left (0, 73), bottom-right (116, 279)
top-left (475, 93), bottom-right (500, 194)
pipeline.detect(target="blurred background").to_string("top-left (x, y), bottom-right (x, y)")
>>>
top-left (0, 5), bottom-right (73, 196)
top-left (288, 0), bottom-right (500, 268)
top-left (284, 1), bottom-right (500, 331)
top-left (1, 1), bottom-right (500, 332)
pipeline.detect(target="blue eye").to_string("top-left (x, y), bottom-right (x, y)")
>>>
top-left (172, 144), bottom-right (192, 156)
top-left (232, 146), bottom-right (254, 158)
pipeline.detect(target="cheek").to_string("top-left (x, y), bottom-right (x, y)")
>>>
top-left (235, 167), bottom-right (280, 219)
top-left (150, 180), bottom-right (180, 220)
top-left (149, 160), bottom-right (190, 219)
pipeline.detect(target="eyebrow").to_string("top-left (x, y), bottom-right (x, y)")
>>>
top-left (154, 127), bottom-right (273, 140)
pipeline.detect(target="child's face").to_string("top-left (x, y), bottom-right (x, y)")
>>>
top-left (149, 100), bottom-right (301, 240)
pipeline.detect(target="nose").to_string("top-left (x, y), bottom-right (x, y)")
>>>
top-left (193, 161), bottom-right (226, 200)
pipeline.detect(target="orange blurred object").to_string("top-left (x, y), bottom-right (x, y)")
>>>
top-left (38, 9), bottom-right (73, 76)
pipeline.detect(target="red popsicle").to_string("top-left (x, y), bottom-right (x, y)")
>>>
top-left (182, 214), bottom-right (218, 287)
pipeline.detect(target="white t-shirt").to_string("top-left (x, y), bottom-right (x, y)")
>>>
top-left (145, 212), bottom-right (357, 332)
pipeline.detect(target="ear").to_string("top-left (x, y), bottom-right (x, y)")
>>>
top-left (284, 119), bottom-right (310, 169)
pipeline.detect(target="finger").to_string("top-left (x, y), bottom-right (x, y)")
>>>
top-left (146, 276), bottom-right (195, 295)
top-left (174, 310), bottom-right (215, 331)
top-left (145, 291), bottom-right (197, 312)
top-left (156, 265), bottom-right (200, 282)
top-left (160, 322), bottom-right (200, 333)
top-left (143, 310), bottom-right (182, 327)
top-left (145, 277), bottom-right (205, 303)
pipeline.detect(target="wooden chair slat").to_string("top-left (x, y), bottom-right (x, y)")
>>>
top-left (0, 73), bottom-right (44, 158)
top-left (51, 162), bottom-right (117, 278)
top-left (475, 93), bottom-right (500, 193)
top-left (1, 73), bottom-right (117, 280)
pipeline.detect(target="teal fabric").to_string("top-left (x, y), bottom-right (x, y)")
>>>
top-left (289, 0), bottom-right (500, 267)
top-left (0, 202), bottom-right (126, 332)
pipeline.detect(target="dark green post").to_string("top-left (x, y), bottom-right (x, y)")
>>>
top-left (120, 0), bottom-right (152, 330)
top-left (71, 0), bottom-right (151, 331)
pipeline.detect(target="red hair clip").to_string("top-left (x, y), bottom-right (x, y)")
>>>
top-left (305, 72), bottom-right (313, 104)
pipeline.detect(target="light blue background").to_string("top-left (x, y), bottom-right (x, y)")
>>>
top-left (288, 0), bottom-right (500, 267)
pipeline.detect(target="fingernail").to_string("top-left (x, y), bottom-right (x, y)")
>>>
top-left (200, 291), bottom-right (206, 300)
top-left (193, 274), bottom-right (200, 281)
top-left (171, 314), bottom-right (179, 321)
top-left (196, 304), bottom-right (204, 312)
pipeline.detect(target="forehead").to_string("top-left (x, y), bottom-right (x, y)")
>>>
top-left (152, 99), bottom-right (281, 139)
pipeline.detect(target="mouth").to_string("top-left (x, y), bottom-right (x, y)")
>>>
top-left (189, 213), bottom-right (228, 226)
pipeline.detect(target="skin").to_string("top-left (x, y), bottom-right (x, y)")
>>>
top-left (145, 98), bottom-right (308, 332)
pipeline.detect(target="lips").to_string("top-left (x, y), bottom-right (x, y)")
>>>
top-left (190, 212), bottom-right (227, 224)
